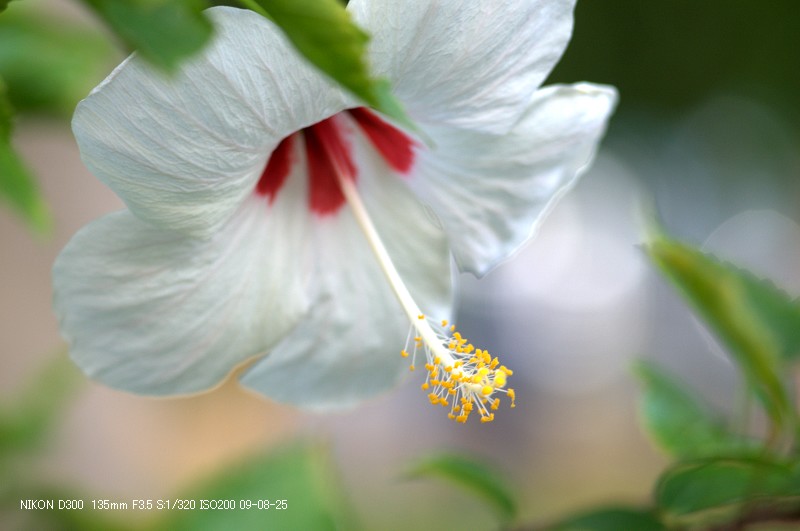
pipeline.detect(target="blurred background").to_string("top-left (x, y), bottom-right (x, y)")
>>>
top-left (1, 0), bottom-right (799, 529)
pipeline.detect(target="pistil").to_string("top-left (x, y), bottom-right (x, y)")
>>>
top-left (313, 112), bottom-right (514, 424)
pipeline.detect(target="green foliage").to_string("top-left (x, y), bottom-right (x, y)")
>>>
top-left (655, 457), bottom-right (800, 528)
top-left (0, 8), bottom-right (116, 115)
top-left (404, 452), bottom-right (517, 525)
top-left (247, 0), bottom-right (413, 129)
top-left (0, 352), bottom-right (81, 462)
top-left (551, 507), bottom-right (666, 531)
top-left (645, 230), bottom-right (797, 432)
top-left (0, 80), bottom-right (51, 233)
top-left (80, 0), bottom-right (213, 73)
top-left (161, 442), bottom-right (358, 531)
top-left (634, 361), bottom-right (755, 459)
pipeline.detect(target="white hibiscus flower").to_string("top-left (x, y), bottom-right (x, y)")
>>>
top-left (53, 1), bottom-right (616, 422)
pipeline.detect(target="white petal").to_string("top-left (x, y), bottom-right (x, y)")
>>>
top-left (240, 123), bottom-right (453, 409)
top-left (53, 172), bottom-right (311, 395)
top-left (350, 0), bottom-right (575, 134)
top-left (411, 83), bottom-right (618, 276)
top-left (72, 6), bottom-right (346, 238)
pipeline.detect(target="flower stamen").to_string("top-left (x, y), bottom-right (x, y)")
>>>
top-left (320, 127), bottom-right (513, 424)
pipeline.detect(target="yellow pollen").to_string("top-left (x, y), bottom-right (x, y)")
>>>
top-left (402, 317), bottom-right (513, 424)
top-left (409, 365), bottom-right (415, 371)
top-left (418, 314), bottom-right (425, 320)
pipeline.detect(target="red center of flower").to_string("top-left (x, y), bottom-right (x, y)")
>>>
top-left (255, 107), bottom-right (415, 215)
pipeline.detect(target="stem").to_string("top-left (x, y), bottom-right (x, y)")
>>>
top-left (326, 155), bottom-right (456, 367)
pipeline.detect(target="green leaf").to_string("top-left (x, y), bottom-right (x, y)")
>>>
top-left (0, 352), bottom-right (81, 462)
top-left (0, 80), bottom-right (51, 233)
top-left (645, 230), bottom-right (795, 431)
top-left (655, 457), bottom-right (800, 528)
top-left (0, 8), bottom-right (116, 115)
top-left (404, 452), bottom-right (517, 524)
top-left (161, 442), bottom-right (358, 531)
top-left (551, 507), bottom-right (666, 531)
top-left (0, 0), bottom-right (10, 14)
top-left (80, 0), bottom-right (213, 72)
top-left (633, 360), bottom-right (755, 459)
top-left (248, 0), bottom-right (414, 128)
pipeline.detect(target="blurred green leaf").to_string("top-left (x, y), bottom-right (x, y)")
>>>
top-left (646, 231), bottom-right (795, 431)
top-left (0, 352), bottom-right (81, 462)
top-left (0, 80), bottom-right (51, 233)
top-left (0, 0), bottom-right (12, 13)
top-left (248, 0), bottom-right (414, 129)
top-left (634, 360), bottom-right (755, 459)
top-left (80, 0), bottom-right (213, 72)
top-left (551, 507), bottom-right (666, 531)
top-left (0, 8), bottom-right (116, 115)
top-left (655, 457), bottom-right (800, 528)
top-left (404, 452), bottom-right (517, 525)
top-left (161, 442), bottom-right (358, 531)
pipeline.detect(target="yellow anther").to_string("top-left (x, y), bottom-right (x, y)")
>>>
top-left (441, 319), bottom-right (448, 326)
top-left (471, 374), bottom-right (482, 384)
top-left (480, 414), bottom-right (495, 423)
top-left (409, 365), bottom-right (415, 371)
top-left (421, 383), bottom-right (429, 390)
top-left (481, 385), bottom-right (493, 396)
top-left (507, 388), bottom-right (516, 408)
top-left (448, 389), bottom-right (456, 395)
top-left (454, 361), bottom-right (463, 368)
top-left (414, 336), bottom-right (422, 342)
top-left (448, 342), bottom-right (457, 350)
top-left (463, 402), bottom-right (473, 412)
top-left (431, 379), bottom-right (440, 386)
top-left (493, 370), bottom-right (507, 388)
top-left (439, 398), bottom-right (448, 406)
top-left (491, 398), bottom-right (501, 410)
top-left (425, 363), bottom-right (434, 371)
top-left (448, 413), bottom-right (456, 420)
top-left (401, 350), bottom-right (409, 358)
top-left (433, 357), bottom-right (441, 365)
top-left (428, 393), bottom-right (439, 404)
top-left (444, 366), bottom-right (453, 373)
top-left (418, 314), bottom-right (425, 320)
top-left (456, 415), bottom-right (467, 423)
top-left (454, 332), bottom-right (463, 340)
top-left (478, 367), bottom-right (490, 377)
top-left (450, 325), bottom-right (456, 332)
top-left (489, 357), bottom-right (499, 369)
top-left (499, 365), bottom-right (513, 376)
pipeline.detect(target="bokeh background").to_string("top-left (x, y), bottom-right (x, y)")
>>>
top-left (2, 1), bottom-right (800, 529)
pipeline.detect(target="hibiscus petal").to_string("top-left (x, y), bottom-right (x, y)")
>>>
top-left (411, 83), bottom-right (618, 276)
top-left (52, 172), bottom-right (311, 395)
top-left (72, 6), bottom-right (346, 238)
top-left (350, 0), bottom-right (575, 134)
top-left (240, 123), bottom-right (453, 409)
